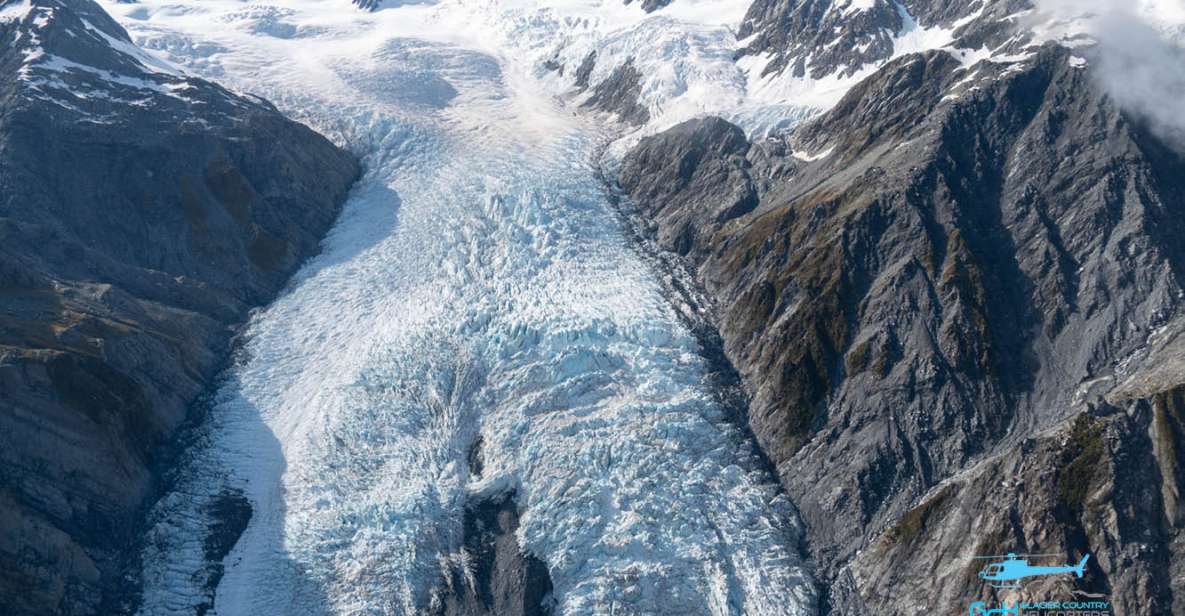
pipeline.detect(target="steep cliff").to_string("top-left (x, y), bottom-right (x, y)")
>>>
top-left (0, 0), bottom-right (359, 613)
top-left (737, 0), bottom-right (1034, 77)
top-left (619, 38), bottom-right (1185, 612)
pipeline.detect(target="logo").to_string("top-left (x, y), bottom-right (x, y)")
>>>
top-left (969, 601), bottom-right (1019, 616)
top-left (966, 551), bottom-right (1110, 615)
top-left (972, 552), bottom-right (1090, 589)
top-left (969, 600), bottom-right (1112, 616)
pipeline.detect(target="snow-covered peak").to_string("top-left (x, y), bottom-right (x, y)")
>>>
top-left (87, 0), bottom-right (1022, 138)
top-left (2, 0), bottom-right (181, 83)
top-left (89, 0), bottom-right (1181, 158)
top-left (420, 0), bottom-right (1048, 137)
top-left (0, 0), bottom-right (266, 125)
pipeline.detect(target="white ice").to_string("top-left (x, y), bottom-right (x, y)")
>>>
top-left (104, 0), bottom-right (817, 614)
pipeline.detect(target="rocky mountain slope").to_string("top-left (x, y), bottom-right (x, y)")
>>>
top-left (735, 0), bottom-right (1032, 80)
top-left (6, 0), bottom-right (1184, 612)
top-left (618, 2), bottom-right (1185, 613)
top-left (0, 0), bottom-right (358, 613)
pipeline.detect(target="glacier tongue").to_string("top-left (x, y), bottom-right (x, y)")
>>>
top-left (110, 0), bottom-right (815, 614)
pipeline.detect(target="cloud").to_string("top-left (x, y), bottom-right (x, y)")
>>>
top-left (1037, 0), bottom-right (1185, 146)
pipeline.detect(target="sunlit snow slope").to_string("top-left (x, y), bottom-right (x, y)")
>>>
top-left (104, 0), bottom-right (816, 614)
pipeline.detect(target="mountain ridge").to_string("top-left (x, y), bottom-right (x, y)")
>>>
top-left (0, 0), bottom-right (359, 613)
top-left (4, 0), bottom-right (1184, 612)
top-left (618, 19), bottom-right (1185, 611)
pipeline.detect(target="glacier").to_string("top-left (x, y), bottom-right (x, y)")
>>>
top-left (104, 0), bottom-right (818, 614)
top-left (100, 0), bottom-right (1185, 612)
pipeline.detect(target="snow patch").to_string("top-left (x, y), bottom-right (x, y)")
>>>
top-left (0, 0), bottom-right (32, 23)
top-left (792, 145), bottom-right (834, 162)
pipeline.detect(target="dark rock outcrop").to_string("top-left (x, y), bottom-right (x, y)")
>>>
top-left (582, 59), bottom-right (650, 126)
top-left (574, 51), bottom-right (597, 91)
top-left (432, 438), bottom-right (554, 616)
top-left (737, 0), bottom-right (1034, 81)
top-left (622, 0), bottom-right (673, 13)
top-left (0, 0), bottom-right (359, 613)
top-left (620, 41), bottom-right (1185, 613)
top-left (431, 493), bottom-right (555, 616)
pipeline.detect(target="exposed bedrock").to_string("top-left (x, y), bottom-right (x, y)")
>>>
top-left (581, 59), bottom-right (651, 127)
top-left (736, 0), bottom-right (1033, 81)
top-left (619, 44), bottom-right (1185, 613)
top-left (430, 491), bottom-right (555, 616)
top-left (0, 0), bottom-right (359, 613)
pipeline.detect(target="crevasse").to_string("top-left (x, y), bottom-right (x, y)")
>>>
top-left (108, 1), bottom-right (816, 614)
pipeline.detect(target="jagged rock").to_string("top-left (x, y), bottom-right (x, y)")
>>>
top-left (0, 0), bottom-right (359, 613)
top-left (737, 0), bottom-right (1032, 81)
top-left (622, 0), bottom-right (673, 13)
top-left (196, 491), bottom-right (252, 615)
top-left (431, 493), bottom-right (555, 616)
top-left (620, 41), bottom-right (1185, 613)
top-left (582, 59), bottom-right (650, 126)
top-left (574, 51), bottom-right (597, 91)
top-left (845, 404), bottom-right (1176, 614)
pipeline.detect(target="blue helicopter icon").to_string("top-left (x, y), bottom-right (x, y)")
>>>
top-left (968, 600), bottom-right (1019, 616)
top-left (973, 552), bottom-right (1090, 589)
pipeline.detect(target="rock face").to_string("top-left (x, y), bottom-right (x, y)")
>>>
top-left (619, 37), bottom-right (1185, 615)
top-left (581, 59), bottom-right (650, 126)
top-left (429, 439), bottom-right (555, 616)
top-left (736, 0), bottom-right (1032, 80)
top-left (430, 493), bottom-right (555, 616)
top-left (622, 0), bottom-right (673, 13)
top-left (0, 0), bottom-right (359, 613)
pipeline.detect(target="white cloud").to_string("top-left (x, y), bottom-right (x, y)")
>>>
top-left (1037, 0), bottom-right (1185, 146)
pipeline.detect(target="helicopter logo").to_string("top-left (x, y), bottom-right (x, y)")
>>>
top-left (968, 600), bottom-right (1019, 616)
top-left (973, 552), bottom-right (1090, 589)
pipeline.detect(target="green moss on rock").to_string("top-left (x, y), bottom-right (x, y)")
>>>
top-left (1056, 414), bottom-right (1105, 513)
top-left (885, 484), bottom-right (958, 546)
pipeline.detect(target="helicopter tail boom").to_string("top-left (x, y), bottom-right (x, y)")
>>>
top-left (1074, 554), bottom-right (1090, 578)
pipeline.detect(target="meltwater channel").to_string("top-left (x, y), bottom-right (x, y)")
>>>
top-left (108, 1), bottom-right (816, 614)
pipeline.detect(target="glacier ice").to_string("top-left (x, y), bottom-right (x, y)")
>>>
top-left (107, 0), bottom-right (817, 614)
